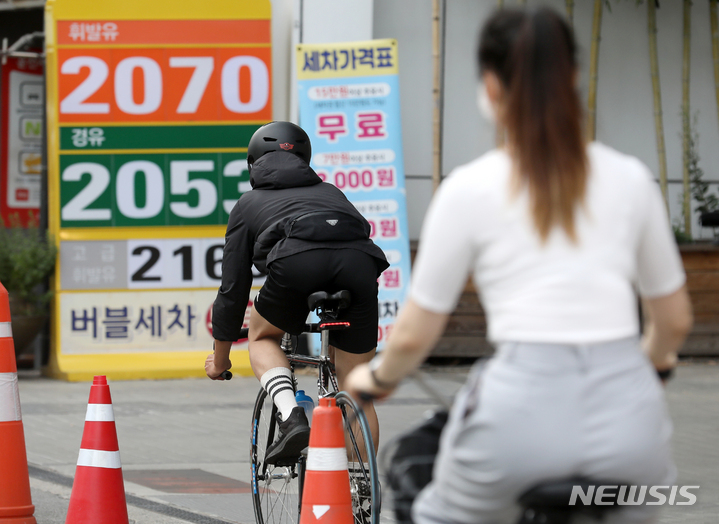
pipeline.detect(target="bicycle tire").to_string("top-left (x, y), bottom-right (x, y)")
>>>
top-left (251, 387), bottom-right (305, 524)
top-left (334, 391), bottom-right (381, 524)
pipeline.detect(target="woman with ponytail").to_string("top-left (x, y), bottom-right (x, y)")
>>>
top-left (347, 7), bottom-right (692, 524)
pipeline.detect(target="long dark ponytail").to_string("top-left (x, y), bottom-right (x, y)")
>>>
top-left (479, 8), bottom-right (587, 243)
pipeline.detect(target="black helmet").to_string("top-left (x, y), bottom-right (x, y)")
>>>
top-left (247, 121), bottom-right (312, 169)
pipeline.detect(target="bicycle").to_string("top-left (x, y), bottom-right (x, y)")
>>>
top-left (241, 290), bottom-right (380, 524)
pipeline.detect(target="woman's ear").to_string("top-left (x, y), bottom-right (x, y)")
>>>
top-left (477, 82), bottom-right (496, 123)
top-left (483, 71), bottom-right (503, 106)
top-left (477, 71), bottom-right (503, 124)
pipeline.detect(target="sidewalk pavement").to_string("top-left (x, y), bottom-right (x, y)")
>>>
top-left (15, 361), bottom-right (719, 524)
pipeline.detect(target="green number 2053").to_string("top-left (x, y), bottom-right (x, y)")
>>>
top-left (60, 153), bottom-right (250, 227)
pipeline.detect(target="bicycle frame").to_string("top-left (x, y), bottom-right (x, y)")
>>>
top-left (280, 299), bottom-right (351, 397)
top-left (251, 293), bottom-right (379, 524)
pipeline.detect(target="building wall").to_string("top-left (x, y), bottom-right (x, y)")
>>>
top-left (372, 0), bottom-right (719, 240)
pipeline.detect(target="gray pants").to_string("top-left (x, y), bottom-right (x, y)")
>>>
top-left (412, 337), bottom-right (675, 524)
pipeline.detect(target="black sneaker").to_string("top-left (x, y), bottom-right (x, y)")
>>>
top-left (264, 407), bottom-right (311, 465)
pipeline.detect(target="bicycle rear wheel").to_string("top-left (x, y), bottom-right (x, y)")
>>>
top-left (334, 391), bottom-right (381, 524)
top-left (251, 388), bottom-right (304, 524)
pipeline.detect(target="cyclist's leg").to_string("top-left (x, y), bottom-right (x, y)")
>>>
top-left (250, 305), bottom-right (312, 465)
top-left (331, 345), bottom-right (379, 456)
top-left (248, 304), bottom-right (289, 381)
top-left (251, 256), bottom-right (314, 417)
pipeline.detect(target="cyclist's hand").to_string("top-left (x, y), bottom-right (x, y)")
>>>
top-left (345, 363), bottom-right (395, 403)
top-left (205, 353), bottom-right (231, 380)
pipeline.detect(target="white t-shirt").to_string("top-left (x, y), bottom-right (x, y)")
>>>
top-left (410, 142), bottom-right (686, 344)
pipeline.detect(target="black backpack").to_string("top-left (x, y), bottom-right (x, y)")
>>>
top-left (385, 409), bottom-right (449, 524)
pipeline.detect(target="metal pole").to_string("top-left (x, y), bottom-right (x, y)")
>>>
top-left (431, 0), bottom-right (445, 191)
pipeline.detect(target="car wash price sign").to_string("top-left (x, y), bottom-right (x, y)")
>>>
top-left (45, 0), bottom-right (271, 380)
top-left (296, 39), bottom-right (411, 350)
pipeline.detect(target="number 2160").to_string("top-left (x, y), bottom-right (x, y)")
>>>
top-left (128, 239), bottom-right (224, 289)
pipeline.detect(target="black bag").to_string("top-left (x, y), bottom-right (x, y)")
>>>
top-left (284, 210), bottom-right (370, 241)
top-left (385, 409), bottom-right (449, 524)
top-left (253, 210), bottom-right (371, 272)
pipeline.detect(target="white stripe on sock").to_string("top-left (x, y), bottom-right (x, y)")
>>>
top-left (260, 367), bottom-right (297, 421)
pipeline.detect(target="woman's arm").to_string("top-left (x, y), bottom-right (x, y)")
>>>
top-left (641, 285), bottom-right (693, 372)
top-left (346, 171), bottom-right (475, 398)
top-left (344, 299), bottom-right (449, 398)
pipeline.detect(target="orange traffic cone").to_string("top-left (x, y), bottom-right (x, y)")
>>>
top-left (299, 397), bottom-right (353, 524)
top-left (65, 376), bottom-right (128, 524)
top-left (0, 282), bottom-right (36, 524)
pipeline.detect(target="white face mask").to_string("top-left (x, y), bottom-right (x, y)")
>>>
top-left (477, 82), bottom-right (496, 123)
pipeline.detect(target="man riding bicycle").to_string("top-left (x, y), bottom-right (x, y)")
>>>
top-left (206, 121), bottom-right (388, 464)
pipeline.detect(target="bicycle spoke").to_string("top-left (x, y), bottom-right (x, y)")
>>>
top-left (262, 466), bottom-right (299, 523)
top-left (251, 353), bottom-right (379, 523)
top-left (252, 389), bottom-right (302, 524)
top-left (335, 391), bottom-right (380, 524)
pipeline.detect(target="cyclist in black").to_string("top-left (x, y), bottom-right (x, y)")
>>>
top-left (206, 121), bottom-right (388, 464)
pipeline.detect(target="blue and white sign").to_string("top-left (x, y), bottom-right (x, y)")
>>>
top-left (297, 39), bottom-right (410, 349)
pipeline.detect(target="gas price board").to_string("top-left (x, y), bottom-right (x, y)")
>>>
top-left (45, 0), bottom-right (271, 380)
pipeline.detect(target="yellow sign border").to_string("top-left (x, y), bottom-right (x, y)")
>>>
top-left (46, 0), bottom-right (271, 21)
top-left (45, 350), bottom-right (252, 382)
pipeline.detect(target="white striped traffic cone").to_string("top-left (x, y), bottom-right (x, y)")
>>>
top-left (65, 375), bottom-right (128, 524)
top-left (299, 397), bottom-right (353, 523)
top-left (0, 282), bottom-right (36, 524)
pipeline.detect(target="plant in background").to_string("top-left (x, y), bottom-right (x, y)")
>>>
top-left (686, 114), bottom-right (719, 226)
top-left (688, 124), bottom-right (719, 220)
top-left (0, 215), bottom-right (57, 316)
top-left (673, 113), bottom-right (719, 244)
top-left (673, 219), bottom-right (693, 244)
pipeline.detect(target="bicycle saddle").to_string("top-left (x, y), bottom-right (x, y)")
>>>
top-left (518, 477), bottom-right (626, 523)
top-left (307, 290), bottom-right (351, 311)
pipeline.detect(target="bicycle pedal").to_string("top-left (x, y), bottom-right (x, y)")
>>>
top-left (270, 457), bottom-right (298, 467)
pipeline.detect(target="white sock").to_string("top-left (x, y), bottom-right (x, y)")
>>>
top-left (260, 367), bottom-right (297, 421)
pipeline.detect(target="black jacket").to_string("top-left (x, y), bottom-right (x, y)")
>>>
top-left (212, 151), bottom-right (389, 341)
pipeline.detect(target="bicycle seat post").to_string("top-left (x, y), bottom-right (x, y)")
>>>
top-left (306, 290), bottom-right (352, 363)
top-left (319, 322), bottom-right (330, 360)
top-left (280, 333), bottom-right (293, 353)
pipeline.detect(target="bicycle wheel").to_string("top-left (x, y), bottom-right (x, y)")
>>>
top-left (251, 388), bottom-right (304, 524)
top-left (334, 391), bottom-right (381, 524)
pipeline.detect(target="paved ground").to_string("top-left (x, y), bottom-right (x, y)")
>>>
top-left (14, 360), bottom-right (719, 523)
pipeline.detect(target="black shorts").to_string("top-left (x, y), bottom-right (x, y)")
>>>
top-left (253, 248), bottom-right (380, 354)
